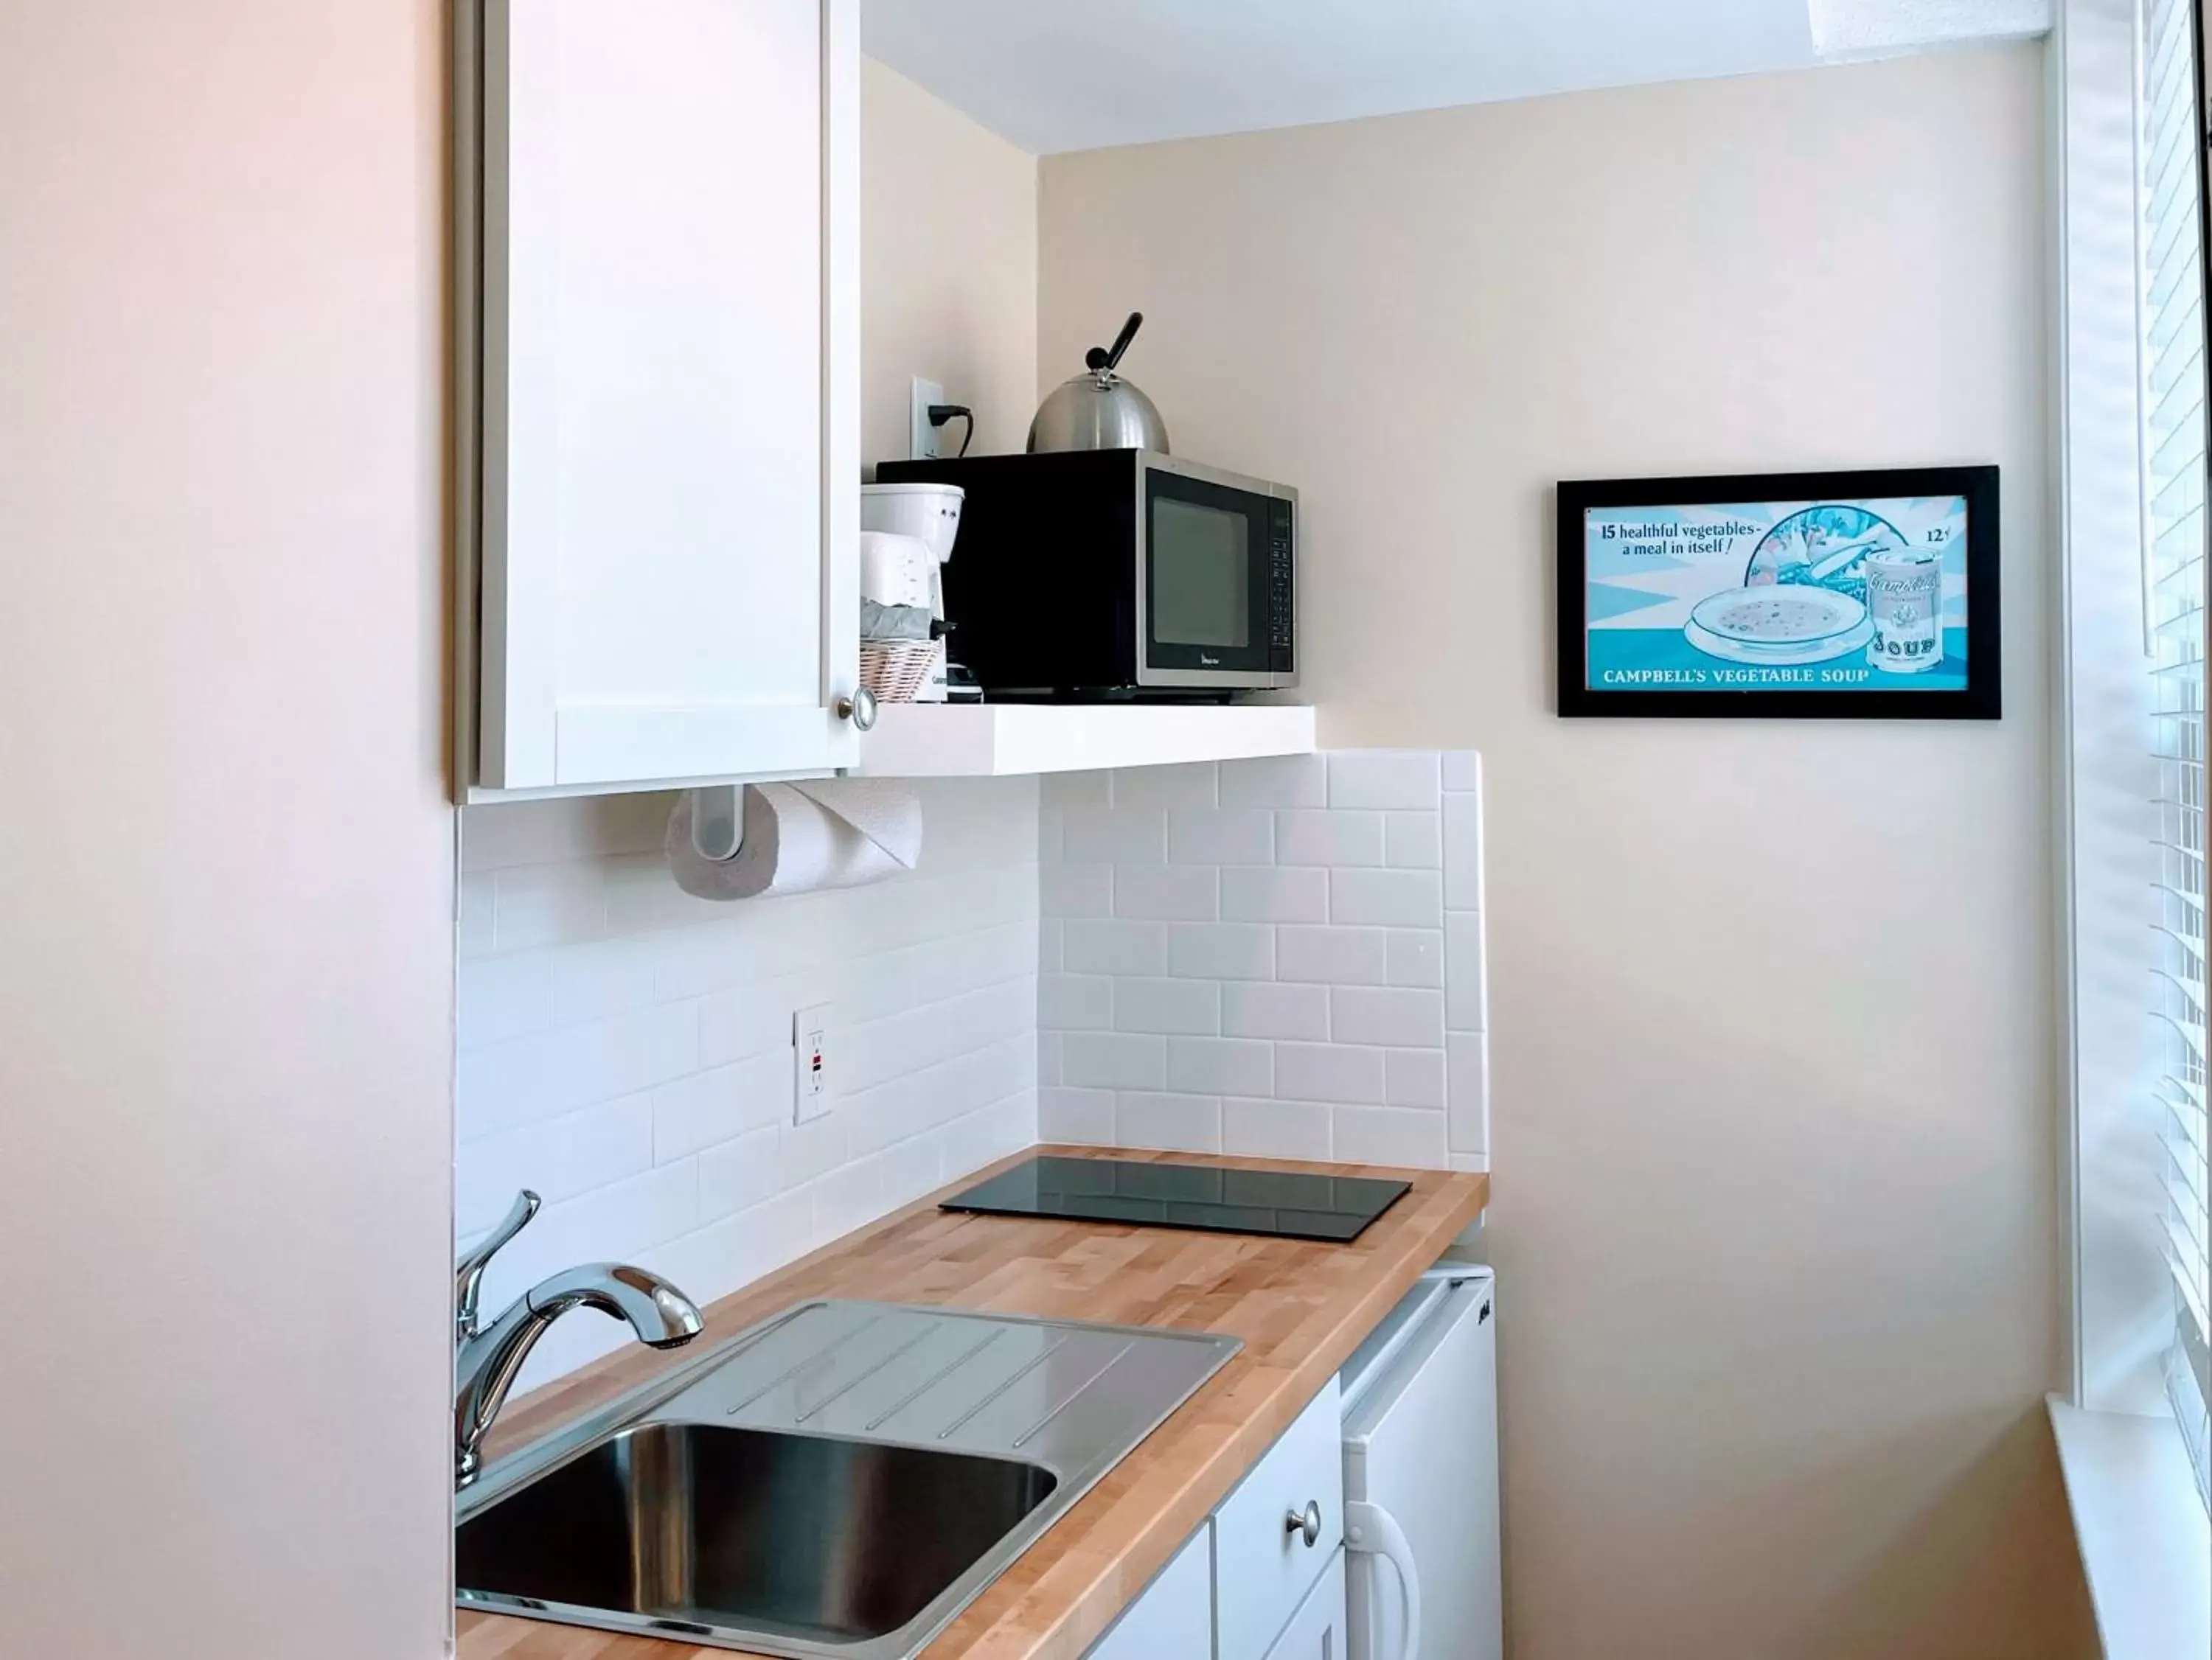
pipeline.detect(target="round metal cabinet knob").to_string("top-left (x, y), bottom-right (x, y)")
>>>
top-left (835, 688), bottom-right (878, 731)
top-left (1284, 1500), bottom-right (1321, 1548)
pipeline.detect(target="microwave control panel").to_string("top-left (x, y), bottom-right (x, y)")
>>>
top-left (1268, 498), bottom-right (1295, 672)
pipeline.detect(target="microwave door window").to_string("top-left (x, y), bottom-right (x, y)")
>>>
top-left (1152, 497), bottom-right (1251, 649)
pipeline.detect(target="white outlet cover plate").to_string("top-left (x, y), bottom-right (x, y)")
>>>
top-left (909, 377), bottom-right (945, 461)
top-left (793, 1002), bottom-right (832, 1123)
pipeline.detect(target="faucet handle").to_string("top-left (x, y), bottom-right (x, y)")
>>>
top-left (455, 1190), bottom-right (540, 1342)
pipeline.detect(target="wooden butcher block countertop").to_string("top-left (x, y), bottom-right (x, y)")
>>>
top-left (456, 1146), bottom-right (1489, 1660)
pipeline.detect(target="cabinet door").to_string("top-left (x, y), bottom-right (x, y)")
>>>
top-left (1214, 1375), bottom-right (1343, 1660)
top-left (1262, 1548), bottom-right (1346, 1660)
top-left (1085, 1524), bottom-right (1213, 1660)
top-left (465, 0), bottom-right (860, 795)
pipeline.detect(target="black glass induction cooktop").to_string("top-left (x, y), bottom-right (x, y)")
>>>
top-left (941, 1155), bottom-right (1411, 1243)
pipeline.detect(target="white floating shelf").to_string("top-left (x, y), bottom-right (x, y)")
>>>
top-left (853, 702), bottom-right (1317, 778)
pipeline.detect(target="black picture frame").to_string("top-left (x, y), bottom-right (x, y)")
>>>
top-left (1556, 465), bottom-right (2001, 719)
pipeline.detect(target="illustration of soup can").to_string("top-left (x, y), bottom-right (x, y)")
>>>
top-left (1865, 549), bottom-right (1945, 673)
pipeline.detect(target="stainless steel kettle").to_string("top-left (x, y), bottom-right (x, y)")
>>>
top-left (1027, 311), bottom-right (1170, 454)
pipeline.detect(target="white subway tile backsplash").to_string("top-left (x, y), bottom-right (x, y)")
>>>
top-left (778, 1113), bottom-right (850, 1189)
top-left (1062, 1031), bottom-right (1168, 1090)
top-left (1220, 865), bottom-right (1328, 924)
top-left (1383, 812), bottom-right (1441, 870)
top-left (1445, 911), bottom-right (1486, 1032)
top-left (1116, 1092), bottom-right (1222, 1153)
top-left (493, 862), bottom-right (605, 952)
top-left (1448, 1032), bottom-right (1490, 1156)
top-left (1040, 1086), bottom-right (1116, 1143)
top-left (459, 777), bottom-right (1042, 1400)
top-left (696, 1127), bottom-right (780, 1216)
top-left (1112, 865), bottom-right (1219, 922)
top-left (1040, 770), bottom-right (1110, 809)
top-left (1385, 1047), bottom-right (1447, 1109)
top-left (1063, 918), bottom-right (1169, 977)
top-left (1040, 974), bottom-right (1115, 1031)
top-left (457, 1092), bottom-right (655, 1238)
top-left (1330, 868), bottom-right (1443, 928)
top-left (1222, 1098), bottom-right (1333, 1161)
top-left (1039, 753), bottom-right (1484, 1179)
top-left (1443, 792), bottom-right (1482, 911)
top-left (459, 952), bottom-right (552, 1052)
top-left (459, 871), bottom-right (498, 956)
top-left (1168, 1036), bottom-right (1273, 1097)
top-left (1037, 806), bottom-right (1065, 866)
top-left (698, 986), bottom-right (791, 1069)
top-left (1041, 864), bottom-right (1113, 918)
top-left (1219, 753), bottom-right (1326, 808)
top-left (1168, 809), bottom-right (1275, 866)
top-left (1273, 1042), bottom-right (1386, 1104)
top-left (1168, 922), bottom-right (1276, 981)
top-left (548, 935), bottom-right (664, 1025)
top-left (1277, 925), bottom-right (1388, 986)
top-left (1385, 930), bottom-right (1443, 990)
top-left (1221, 981), bottom-right (1330, 1041)
top-left (1276, 809), bottom-right (1382, 868)
top-left (1111, 762), bottom-right (1217, 809)
top-left (1330, 986), bottom-right (1445, 1049)
top-left (1064, 808), bottom-right (1167, 865)
top-left (459, 1000), bottom-right (700, 1142)
top-left (1116, 977), bottom-right (1222, 1036)
top-left (1329, 751), bottom-right (1441, 810)
top-left (1332, 1104), bottom-right (1447, 1167)
top-left (653, 1053), bottom-right (785, 1162)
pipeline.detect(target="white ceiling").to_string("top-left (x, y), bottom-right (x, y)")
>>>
top-left (860, 0), bottom-right (2050, 156)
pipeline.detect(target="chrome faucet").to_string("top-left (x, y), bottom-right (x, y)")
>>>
top-left (453, 1190), bottom-right (706, 1488)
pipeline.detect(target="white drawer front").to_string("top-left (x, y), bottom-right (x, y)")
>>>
top-left (1086, 1524), bottom-right (1214, 1660)
top-left (1214, 1375), bottom-right (1344, 1660)
top-left (1262, 1547), bottom-right (1346, 1660)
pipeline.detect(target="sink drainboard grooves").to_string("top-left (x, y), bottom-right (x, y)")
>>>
top-left (724, 1311), bottom-right (886, 1415)
top-left (937, 1332), bottom-right (1074, 1439)
top-left (1012, 1341), bottom-right (1135, 1451)
top-left (864, 1328), bottom-right (1006, 1432)
top-left (793, 1322), bottom-right (939, 1424)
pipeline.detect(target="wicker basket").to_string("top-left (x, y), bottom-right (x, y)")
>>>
top-left (860, 638), bottom-right (944, 703)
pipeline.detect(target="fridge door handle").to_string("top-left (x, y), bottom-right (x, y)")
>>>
top-left (1344, 1497), bottom-right (1423, 1660)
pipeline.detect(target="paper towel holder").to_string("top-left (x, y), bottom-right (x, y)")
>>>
top-left (689, 785), bottom-right (745, 862)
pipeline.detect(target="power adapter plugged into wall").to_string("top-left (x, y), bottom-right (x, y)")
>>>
top-left (908, 375), bottom-right (974, 458)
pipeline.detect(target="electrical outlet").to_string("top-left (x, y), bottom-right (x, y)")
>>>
top-left (909, 376), bottom-right (946, 460)
top-left (793, 1002), bottom-right (832, 1123)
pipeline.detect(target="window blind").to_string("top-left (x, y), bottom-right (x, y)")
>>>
top-left (2140, 0), bottom-right (2212, 1507)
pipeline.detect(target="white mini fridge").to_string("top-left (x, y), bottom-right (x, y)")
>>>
top-left (1338, 1265), bottom-right (1501, 1660)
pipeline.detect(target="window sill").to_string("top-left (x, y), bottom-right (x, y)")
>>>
top-left (2047, 1398), bottom-right (2209, 1660)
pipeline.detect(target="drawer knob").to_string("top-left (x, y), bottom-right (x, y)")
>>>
top-left (835, 688), bottom-right (878, 731)
top-left (1284, 1500), bottom-right (1321, 1548)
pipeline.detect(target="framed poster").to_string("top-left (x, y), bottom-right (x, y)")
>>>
top-left (1556, 466), bottom-right (2000, 719)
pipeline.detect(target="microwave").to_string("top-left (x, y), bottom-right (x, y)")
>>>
top-left (875, 450), bottom-right (1296, 699)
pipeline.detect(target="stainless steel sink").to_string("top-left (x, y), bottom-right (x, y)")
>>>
top-left (456, 1300), bottom-right (1239, 1658)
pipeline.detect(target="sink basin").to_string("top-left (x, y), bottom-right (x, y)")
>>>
top-left (458, 1422), bottom-right (1056, 1643)
top-left (456, 1300), bottom-right (1239, 1658)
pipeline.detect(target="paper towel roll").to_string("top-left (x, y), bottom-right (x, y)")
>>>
top-left (666, 778), bottom-right (923, 902)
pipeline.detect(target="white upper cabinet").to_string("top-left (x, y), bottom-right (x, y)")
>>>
top-left (459, 0), bottom-right (860, 797)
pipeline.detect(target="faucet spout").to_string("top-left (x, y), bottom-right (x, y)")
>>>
top-left (525, 1262), bottom-right (706, 1347)
top-left (454, 1255), bottom-right (704, 1488)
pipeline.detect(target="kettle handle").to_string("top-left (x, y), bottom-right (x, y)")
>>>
top-left (1085, 311), bottom-right (1144, 377)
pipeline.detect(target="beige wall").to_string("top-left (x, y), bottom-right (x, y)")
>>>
top-left (1042, 46), bottom-right (2096, 1659)
top-left (862, 57), bottom-right (1037, 466)
top-left (0, 5), bottom-right (456, 1657)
